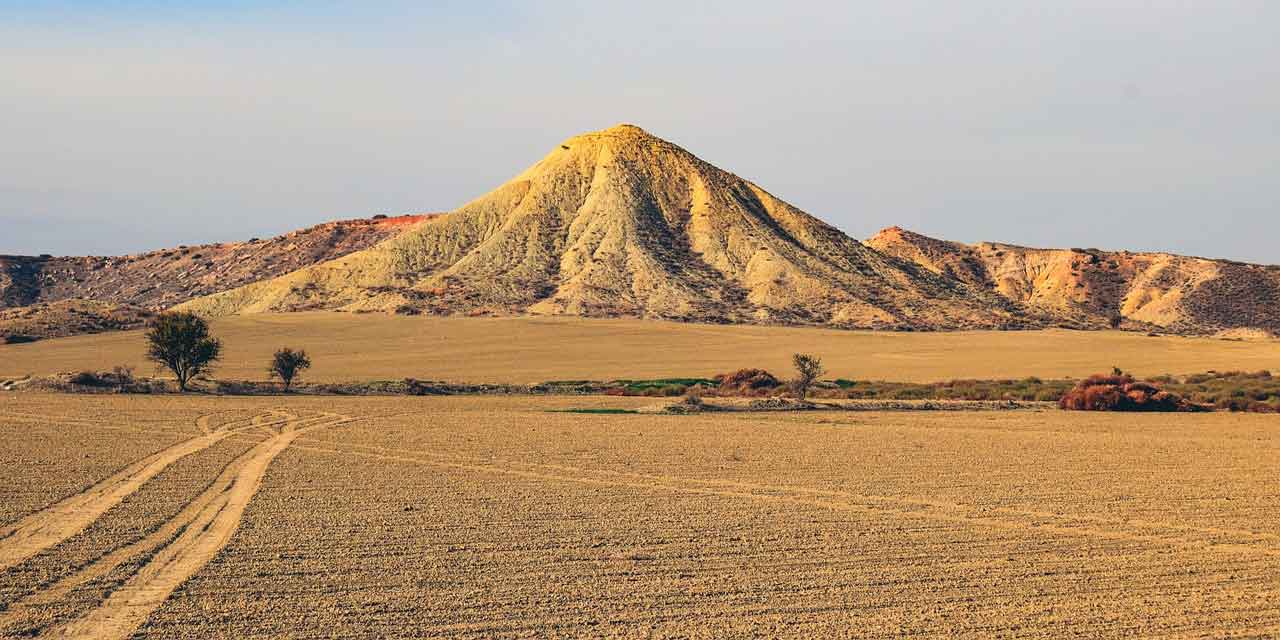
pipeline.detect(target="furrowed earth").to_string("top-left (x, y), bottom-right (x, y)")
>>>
top-left (1, 393), bottom-right (1279, 638)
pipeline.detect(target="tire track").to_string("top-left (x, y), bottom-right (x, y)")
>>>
top-left (0, 412), bottom-right (293, 571)
top-left (43, 411), bottom-right (352, 640)
top-left (292, 441), bottom-right (1280, 560)
top-left (0, 414), bottom-right (341, 635)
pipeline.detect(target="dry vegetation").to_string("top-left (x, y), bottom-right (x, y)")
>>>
top-left (1, 393), bottom-right (1279, 638)
top-left (5, 314), bottom-right (1280, 385)
top-left (1058, 373), bottom-right (1205, 412)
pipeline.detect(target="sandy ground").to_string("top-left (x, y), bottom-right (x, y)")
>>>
top-left (1, 393), bottom-right (1278, 637)
top-left (4, 314), bottom-right (1280, 384)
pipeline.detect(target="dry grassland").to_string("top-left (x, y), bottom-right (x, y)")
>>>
top-left (2, 393), bottom-right (1278, 637)
top-left (4, 314), bottom-right (1280, 384)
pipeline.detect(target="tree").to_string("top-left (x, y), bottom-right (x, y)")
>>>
top-left (790, 353), bottom-right (825, 401)
top-left (145, 312), bottom-right (221, 392)
top-left (268, 348), bottom-right (312, 392)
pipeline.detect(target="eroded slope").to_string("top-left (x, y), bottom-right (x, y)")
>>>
top-left (180, 125), bottom-right (1019, 330)
top-left (868, 226), bottom-right (1280, 333)
top-left (0, 215), bottom-right (434, 312)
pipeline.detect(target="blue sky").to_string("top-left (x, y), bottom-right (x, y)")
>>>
top-left (2, 2), bottom-right (1277, 262)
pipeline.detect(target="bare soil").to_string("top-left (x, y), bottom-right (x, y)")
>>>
top-left (2, 394), bottom-right (1278, 637)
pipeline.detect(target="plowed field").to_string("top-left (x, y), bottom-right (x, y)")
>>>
top-left (2, 394), bottom-right (1277, 638)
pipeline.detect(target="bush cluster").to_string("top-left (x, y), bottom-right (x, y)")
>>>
top-left (1164, 370), bottom-right (1280, 412)
top-left (579, 369), bottom-right (1279, 412)
top-left (714, 369), bottom-right (782, 396)
top-left (831, 377), bottom-right (1072, 402)
top-left (65, 366), bottom-right (163, 393)
top-left (1059, 374), bottom-right (1205, 412)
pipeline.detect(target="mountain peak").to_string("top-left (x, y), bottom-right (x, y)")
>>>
top-left (600, 123), bottom-right (649, 135)
top-left (560, 123), bottom-right (669, 150)
top-left (179, 126), bottom-right (1015, 330)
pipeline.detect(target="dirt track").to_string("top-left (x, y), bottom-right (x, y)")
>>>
top-left (0, 401), bottom-right (351, 638)
top-left (0, 412), bottom-right (292, 571)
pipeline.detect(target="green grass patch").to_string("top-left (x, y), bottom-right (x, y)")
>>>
top-left (611, 378), bottom-right (716, 393)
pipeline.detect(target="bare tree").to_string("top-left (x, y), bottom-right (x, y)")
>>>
top-left (145, 312), bottom-right (222, 392)
top-left (791, 353), bottom-right (825, 401)
top-left (269, 348), bottom-right (312, 392)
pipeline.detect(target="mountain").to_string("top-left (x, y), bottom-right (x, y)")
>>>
top-left (867, 226), bottom-right (1280, 335)
top-left (177, 124), bottom-right (1022, 330)
top-left (0, 215), bottom-right (434, 341)
top-left (6, 124), bottom-right (1276, 340)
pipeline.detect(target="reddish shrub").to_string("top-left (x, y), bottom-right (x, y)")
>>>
top-left (714, 368), bottom-right (781, 396)
top-left (1060, 374), bottom-right (1206, 412)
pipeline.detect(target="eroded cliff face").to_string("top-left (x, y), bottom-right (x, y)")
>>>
top-left (868, 226), bottom-right (1280, 334)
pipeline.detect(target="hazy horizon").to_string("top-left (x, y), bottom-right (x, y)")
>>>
top-left (3, 2), bottom-right (1277, 263)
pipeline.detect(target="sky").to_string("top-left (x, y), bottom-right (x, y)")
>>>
top-left (1, 1), bottom-right (1276, 262)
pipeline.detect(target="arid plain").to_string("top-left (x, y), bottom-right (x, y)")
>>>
top-left (5, 314), bottom-right (1280, 384)
top-left (2, 388), bottom-right (1279, 638)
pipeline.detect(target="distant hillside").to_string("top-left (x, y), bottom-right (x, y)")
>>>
top-left (867, 226), bottom-right (1280, 334)
top-left (0, 300), bottom-right (153, 343)
top-left (0, 215), bottom-right (434, 339)
top-left (178, 125), bottom-right (1022, 330)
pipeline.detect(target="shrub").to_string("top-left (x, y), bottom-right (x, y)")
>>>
top-left (1247, 401), bottom-right (1277, 413)
top-left (1059, 374), bottom-right (1205, 412)
top-left (790, 353), bottom-right (825, 401)
top-left (268, 348), bottom-right (312, 392)
top-left (715, 369), bottom-right (781, 396)
top-left (67, 367), bottom-right (154, 392)
top-left (69, 371), bottom-right (107, 387)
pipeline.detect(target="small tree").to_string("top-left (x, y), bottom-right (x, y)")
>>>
top-left (269, 348), bottom-right (311, 392)
top-left (145, 312), bottom-right (221, 392)
top-left (790, 353), bottom-right (825, 401)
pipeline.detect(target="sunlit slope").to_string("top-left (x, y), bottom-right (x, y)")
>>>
top-left (180, 125), bottom-right (1017, 329)
top-left (868, 226), bottom-right (1280, 334)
